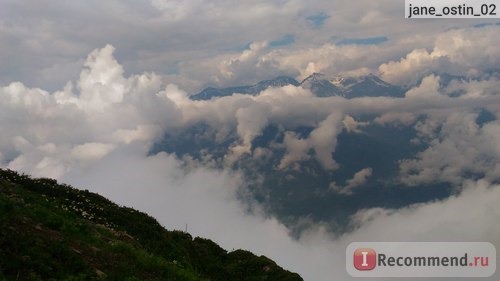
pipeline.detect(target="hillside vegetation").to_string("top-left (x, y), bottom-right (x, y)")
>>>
top-left (0, 169), bottom-right (302, 281)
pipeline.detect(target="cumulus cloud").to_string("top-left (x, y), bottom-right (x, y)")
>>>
top-left (404, 74), bottom-right (441, 98)
top-left (380, 25), bottom-right (500, 86)
top-left (400, 116), bottom-right (500, 186)
top-left (0, 44), bottom-right (499, 281)
top-left (2, 43), bottom-right (499, 187)
top-left (178, 24), bottom-right (500, 90)
top-left (0, 2), bottom-right (498, 281)
top-left (170, 24), bottom-right (500, 95)
top-left (0, 45), bottom-right (179, 178)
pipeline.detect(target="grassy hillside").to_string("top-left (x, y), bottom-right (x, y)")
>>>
top-left (0, 169), bottom-right (302, 281)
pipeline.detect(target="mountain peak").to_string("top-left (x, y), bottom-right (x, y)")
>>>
top-left (191, 74), bottom-right (404, 100)
top-left (302, 72), bottom-right (326, 83)
top-left (300, 73), bottom-right (404, 98)
top-left (191, 76), bottom-right (299, 100)
top-left (300, 73), bottom-right (343, 97)
top-left (255, 76), bottom-right (300, 88)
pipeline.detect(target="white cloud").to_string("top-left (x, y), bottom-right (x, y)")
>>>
top-left (65, 148), bottom-right (500, 281)
top-left (0, 46), bottom-right (179, 178)
top-left (346, 180), bottom-right (500, 245)
top-left (0, 44), bottom-right (499, 281)
top-left (404, 74), bottom-right (441, 98)
top-left (231, 100), bottom-right (272, 158)
top-left (70, 142), bottom-right (115, 162)
top-left (278, 131), bottom-right (312, 170)
top-left (309, 113), bottom-right (343, 170)
top-left (2, 0), bottom-right (497, 92)
top-left (400, 114), bottom-right (500, 186)
top-left (0, 2), bottom-right (498, 281)
top-left (342, 115), bottom-right (363, 133)
top-left (78, 45), bottom-right (128, 110)
top-left (380, 26), bottom-right (500, 86)
top-left (2, 44), bottom-right (498, 186)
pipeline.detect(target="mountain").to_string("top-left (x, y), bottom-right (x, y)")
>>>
top-left (191, 74), bottom-right (404, 100)
top-left (0, 169), bottom-right (302, 281)
top-left (151, 121), bottom-right (455, 234)
top-left (191, 76), bottom-right (300, 100)
top-left (153, 73), bottom-right (462, 235)
top-left (300, 73), bottom-right (405, 98)
top-left (298, 73), bottom-right (343, 97)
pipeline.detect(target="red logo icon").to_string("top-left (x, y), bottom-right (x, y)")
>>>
top-left (354, 248), bottom-right (377, 271)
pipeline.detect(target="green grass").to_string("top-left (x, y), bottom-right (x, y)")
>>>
top-left (0, 169), bottom-right (302, 281)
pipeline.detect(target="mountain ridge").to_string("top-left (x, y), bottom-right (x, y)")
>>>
top-left (299, 73), bottom-right (404, 98)
top-left (0, 169), bottom-right (303, 281)
top-left (191, 76), bottom-right (300, 100)
top-left (191, 73), bottom-right (404, 100)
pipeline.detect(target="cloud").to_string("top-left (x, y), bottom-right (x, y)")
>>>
top-left (380, 25), bottom-right (500, 86)
top-left (0, 2), bottom-right (499, 281)
top-left (342, 115), bottom-right (364, 132)
top-left (278, 131), bottom-right (312, 170)
top-left (181, 25), bottom-right (500, 90)
top-left (374, 112), bottom-right (416, 126)
top-left (0, 44), bottom-right (499, 281)
top-left (400, 117), bottom-right (500, 186)
top-left (2, 1), bottom-right (497, 92)
top-left (404, 74), bottom-right (441, 98)
top-left (308, 113), bottom-right (343, 170)
top-left (345, 168), bottom-right (372, 189)
top-left (346, 180), bottom-right (500, 246)
top-left (331, 168), bottom-right (373, 195)
top-left (65, 147), bottom-right (500, 281)
top-left (2, 44), bottom-right (498, 188)
top-left (70, 143), bottom-right (116, 163)
top-left (0, 45), bottom-right (180, 178)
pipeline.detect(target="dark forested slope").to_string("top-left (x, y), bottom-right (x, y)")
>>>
top-left (0, 169), bottom-right (302, 281)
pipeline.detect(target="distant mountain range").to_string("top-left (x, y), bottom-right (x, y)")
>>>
top-left (191, 73), bottom-right (405, 100)
top-left (191, 76), bottom-right (300, 100)
top-left (153, 95), bottom-right (455, 234)
top-left (300, 73), bottom-right (405, 98)
top-left (154, 72), bottom-right (488, 233)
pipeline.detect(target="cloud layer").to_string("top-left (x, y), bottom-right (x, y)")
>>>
top-left (1, 1), bottom-right (498, 92)
top-left (0, 20), bottom-right (499, 280)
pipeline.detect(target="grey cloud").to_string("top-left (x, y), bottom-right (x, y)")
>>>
top-left (2, 1), bottom-right (497, 93)
top-left (0, 41), bottom-right (498, 281)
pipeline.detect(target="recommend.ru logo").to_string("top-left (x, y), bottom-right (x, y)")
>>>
top-left (353, 248), bottom-right (377, 271)
top-left (347, 242), bottom-right (496, 277)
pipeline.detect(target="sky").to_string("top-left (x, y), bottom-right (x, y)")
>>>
top-left (1, 1), bottom-right (499, 280)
